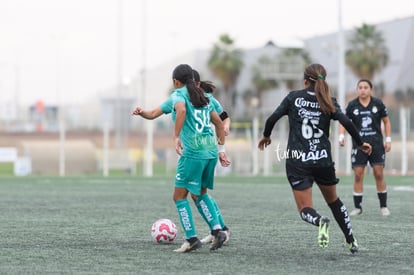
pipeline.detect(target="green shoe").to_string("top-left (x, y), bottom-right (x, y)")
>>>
top-left (346, 239), bottom-right (359, 254)
top-left (318, 216), bottom-right (330, 248)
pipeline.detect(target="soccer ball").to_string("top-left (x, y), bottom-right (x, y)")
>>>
top-left (151, 218), bottom-right (178, 244)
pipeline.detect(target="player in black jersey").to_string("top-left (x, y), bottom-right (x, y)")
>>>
top-left (339, 79), bottom-right (392, 217)
top-left (258, 64), bottom-right (372, 253)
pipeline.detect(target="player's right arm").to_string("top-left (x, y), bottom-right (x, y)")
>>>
top-left (132, 96), bottom-right (174, 119)
top-left (131, 106), bottom-right (164, 119)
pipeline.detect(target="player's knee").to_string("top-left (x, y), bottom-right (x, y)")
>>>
top-left (190, 194), bottom-right (198, 202)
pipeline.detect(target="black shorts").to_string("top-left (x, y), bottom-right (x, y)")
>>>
top-left (351, 143), bottom-right (385, 167)
top-left (285, 162), bottom-right (339, 190)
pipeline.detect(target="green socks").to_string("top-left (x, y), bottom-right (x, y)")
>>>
top-left (175, 199), bottom-right (197, 239)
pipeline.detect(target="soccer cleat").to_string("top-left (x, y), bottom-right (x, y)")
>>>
top-left (173, 239), bottom-right (202, 253)
top-left (349, 208), bottom-right (362, 216)
top-left (345, 239), bottom-right (359, 254)
top-left (223, 228), bottom-right (231, 245)
top-left (200, 234), bottom-right (214, 244)
top-left (210, 230), bottom-right (226, 251)
top-left (318, 216), bottom-right (330, 248)
top-left (202, 228), bottom-right (231, 245)
top-left (380, 207), bottom-right (391, 216)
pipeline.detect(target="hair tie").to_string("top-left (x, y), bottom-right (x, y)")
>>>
top-left (317, 74), bottom-right (324, 79)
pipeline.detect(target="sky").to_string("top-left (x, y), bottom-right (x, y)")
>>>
top-left (1, 0), bottom-right (414, 107)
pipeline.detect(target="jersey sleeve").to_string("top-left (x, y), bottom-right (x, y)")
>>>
top-left (208, 95), bottom-right (223, 114)
top-left (171, 92), bottom-right (185, 108)
top-left (160, 97), bottom-right (173, 114)
top-left (379, 100), bottom-right (389, 118)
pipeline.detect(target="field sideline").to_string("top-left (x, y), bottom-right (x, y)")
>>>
top-left (0, 175), bottom-right (413, 274)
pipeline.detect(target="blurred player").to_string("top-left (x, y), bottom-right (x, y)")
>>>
top-left (339, 79), bottom-right (392, 216)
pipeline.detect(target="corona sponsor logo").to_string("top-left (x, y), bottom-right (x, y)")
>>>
top-left (294, 97), bottom-right (320, 109)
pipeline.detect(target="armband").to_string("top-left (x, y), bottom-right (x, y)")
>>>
top-left (218, 145), bottom-right (225, 153)
top-left (219, 111), bottom-right (229, 121)
top-left (385, 137), bottom-right (392, 143)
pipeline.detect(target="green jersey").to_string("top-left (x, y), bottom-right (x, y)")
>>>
top-left (160, 93), bottom-right (223, 115)
top-left (168, 86), bottom-right (219, 159)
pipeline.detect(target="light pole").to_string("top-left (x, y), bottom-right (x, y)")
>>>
top-left (141, 0), bottom-right (153, 177)
top-left (115, 0), bottom-right (124, 166)
top-left (250, 96), bottom-right (259, 175)
top-left (52, 34), bottom-right (66, 177)
top-left (335, 0), bottom-right (347, 173)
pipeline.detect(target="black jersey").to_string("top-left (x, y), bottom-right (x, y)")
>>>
top-left (345, 97), bottom-right (388, 147)
top-left (263, 88), bottom-right (362, 167)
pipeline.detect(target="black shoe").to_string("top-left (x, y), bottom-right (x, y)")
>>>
top-left (210, 230), bottom-right (226, 251)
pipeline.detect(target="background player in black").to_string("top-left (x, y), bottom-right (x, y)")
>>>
top-left (339, 79), bottom-right (392, 216)
top-left (258, 64), bottom-right (372, 253)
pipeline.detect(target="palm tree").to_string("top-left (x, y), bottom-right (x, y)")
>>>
top-left (208, 34), bottom-right (244, 111)
top-left (346, 23), bottom-right (389, 80)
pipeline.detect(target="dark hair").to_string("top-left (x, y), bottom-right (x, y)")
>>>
top-left (192, 69), bottom-right (216, 94)
top-left (304, 63), bottom-right (335, 114)
top-left (192, 69), bottom-right (201, 82)
top-left (173, 64), bottom-right (209, 107)
top-left (357, 79), bottom-right (373, 89)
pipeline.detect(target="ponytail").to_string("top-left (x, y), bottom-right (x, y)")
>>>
top-left (199, 81), bottom-right (216, 94)
top-left (186, 79), bottom-right (209, 107)
top-left (304, 64), bottom-right (336, 114)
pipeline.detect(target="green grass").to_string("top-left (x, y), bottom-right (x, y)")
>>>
top-left (0, 175), bottom-right (413, 274)
top-left (0, 163), bottom-right (13, 175)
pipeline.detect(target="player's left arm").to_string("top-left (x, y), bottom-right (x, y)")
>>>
top-left (221, 114), bottom-right (231, 136)
top-left (382, 116), bottom-right (392, 152)
top-left (211, 111), bottom-right (225, 145)
top-left (173, 102), bottom-right (186, 155)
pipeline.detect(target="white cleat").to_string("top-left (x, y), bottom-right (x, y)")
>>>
top-left (200, 234), bottom-right (214, 244)
top-left (173, 239), bottom-right (202, 253)
top-left (380, 207), bottom-right (391, 216)
top-left (349, 208), bottom-right (362, 216)
top-left (223, 229), bottom-right (231, 245)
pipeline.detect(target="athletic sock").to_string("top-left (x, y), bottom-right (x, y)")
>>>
top-left (196, 196), bottom-right (226, 230)
top-left (196, 193), bottom-right (221, 230)
top-left (300, 207), bottom-right (321, 226)
top-left (353, 192), bottom-right (363, 209)
top-left (377, 191), bottom-right (388, 208)
top-left (196, 196), bottom-right (212, 230)
top-left (175, 199), bottom-right (197, 239)
top-left (211, 197), bottom-right (226, 229)
top-left (328, 198), bottom-right (354, 243)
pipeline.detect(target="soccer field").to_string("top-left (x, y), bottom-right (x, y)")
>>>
top-left (0, 175), bottom-right (413, 274)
